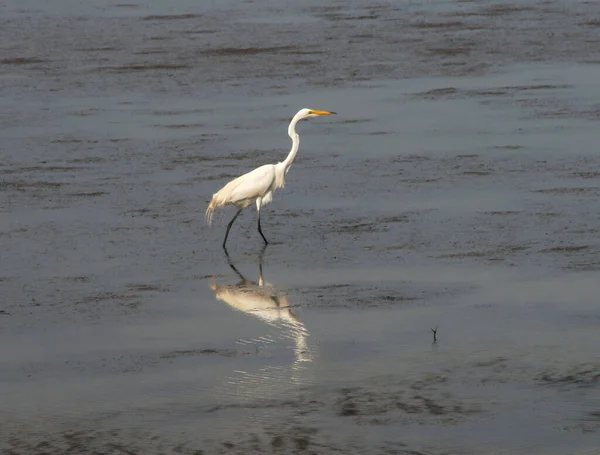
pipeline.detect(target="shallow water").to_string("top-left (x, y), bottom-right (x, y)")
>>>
top-left (1, 0), bottom-right (600, 454)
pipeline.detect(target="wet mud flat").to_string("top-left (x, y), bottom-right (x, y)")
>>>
top-left (2, 0), bottom-right (600, 454)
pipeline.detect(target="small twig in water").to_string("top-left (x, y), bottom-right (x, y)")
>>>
top-left (431, 325), bottom-right (438, 343)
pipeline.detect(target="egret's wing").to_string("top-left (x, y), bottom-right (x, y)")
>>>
top-left (219, 165), bottom-right (275, 205)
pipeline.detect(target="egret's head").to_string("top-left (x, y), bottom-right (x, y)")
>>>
top-left (297, 108), bottom-right (336, 120)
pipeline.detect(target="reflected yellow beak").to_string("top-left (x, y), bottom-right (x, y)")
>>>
top-left (309, 110), bottom-right (336, 116)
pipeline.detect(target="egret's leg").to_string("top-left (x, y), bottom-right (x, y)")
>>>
top-left (223, 209), bottom-right (242, 249)
top-left (258, 214), bottom-right (268, 244)
top-left (256, 199), bottom-right (268, 245)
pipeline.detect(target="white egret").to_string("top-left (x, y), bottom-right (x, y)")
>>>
top-left (206, 108), bottom-right (336, 248)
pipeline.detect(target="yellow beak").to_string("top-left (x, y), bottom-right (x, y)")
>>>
top-left (309, 110), bottom-right (336, 116)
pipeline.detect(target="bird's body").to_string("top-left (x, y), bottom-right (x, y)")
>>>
top-left (206, 108), bottom-right (335, 249)
top-left (206, 162), bottom-right (282, 215)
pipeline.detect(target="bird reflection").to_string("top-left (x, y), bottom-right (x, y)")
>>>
top-left (209, 249), bottom-right (314, 408)
top-left (210, 247), bottom-right (312, 365)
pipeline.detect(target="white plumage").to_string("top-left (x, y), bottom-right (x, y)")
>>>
top-left (207, 164), bottom-right (281, 222)
top-left (206, 108), bottom-right (335, 248)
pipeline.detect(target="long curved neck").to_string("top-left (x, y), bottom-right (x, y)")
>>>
top-left (280, 114), bottom-right (301, 174)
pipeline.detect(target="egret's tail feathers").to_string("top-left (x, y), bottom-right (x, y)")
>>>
top-left (205, 198), bottom-right (218, 227)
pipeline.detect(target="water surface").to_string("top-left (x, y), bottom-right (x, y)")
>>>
top-left (1, 0), bottom-right (600, 453)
